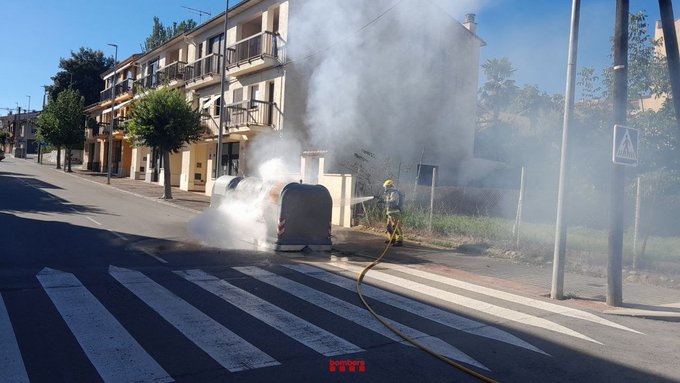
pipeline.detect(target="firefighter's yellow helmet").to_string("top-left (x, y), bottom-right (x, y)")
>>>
top-left (383, 179), bottom-right (394, 188)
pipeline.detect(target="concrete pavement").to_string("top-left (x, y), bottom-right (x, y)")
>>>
top-left (22, 154), bottom-right (680, 322)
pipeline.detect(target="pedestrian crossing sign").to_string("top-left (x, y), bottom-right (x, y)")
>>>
top-left (612, 125), bottom-right (639, 166)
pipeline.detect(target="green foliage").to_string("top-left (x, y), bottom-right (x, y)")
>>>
top-left (601, 11), bottom-right (662, 100)
top-left (49, 47), bottom-right (114, 106)
top-left (37, 89), bottom-right (85, 150)
top-left (128, 87), bottom-right (202, 199)
top-left (144, 16), bottom-right (198, 52)
top-left (0, 131), bottom-right (9, 145)
top-left (479, 57), bottom-right (518, 120)
top-left (37, 89), bottom-right (85, 171)
top-left (127, 88), bottom-right (203, 152)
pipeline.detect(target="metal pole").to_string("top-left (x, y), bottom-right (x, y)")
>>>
top-left (216, 1), bottom-right (230, 178)
top-left (428, 167), bottom-right (436, 233)
top-left (551, 0), bottom-right (580, 300)
top-left (107, 44), bottom-right (118, 185)
top-left (514, 166), bottom-right (526, 249)
top-left (26, 96), bottom-right (30, 157)
top-left (658, 0), bottom-right (680, 131)
top-left (607, 0), bottom-right (629, 307)
top-left (632, 176), bottom-right (642, 269)
top-left (40, 85), bottom-right (48, 164)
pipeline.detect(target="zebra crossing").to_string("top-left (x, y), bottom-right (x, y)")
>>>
top-left (1, 261), bottom-right (642, 382)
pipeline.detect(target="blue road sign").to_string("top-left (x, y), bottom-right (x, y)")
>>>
top-left (612, 124), bottom-right (638, 166)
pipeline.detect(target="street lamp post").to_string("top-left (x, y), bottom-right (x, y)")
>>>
top-left (107, 44), bottom-right (118, 185)
top-left (216, 1), bottom-right (230, 178)
top-left (25, 95), bottom-right (31, 157)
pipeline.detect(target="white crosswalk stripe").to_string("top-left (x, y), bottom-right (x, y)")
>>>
top-left (283, 263), bottom-right (548, 355)
top-left (175, 269), bottom-right (365, 357)
top-left (109, 265), bottom-right (280, 372)
top-left (5, 261), bottom-right (593, 379)
top-left (327, 262), bottom-right (602, 344)
top-left (36, 268), bottom-right (172, 383)
top-left (0, 293), bottom-right (30, 383)
top-left (233, 265), bottom-right (489, 370)
top-left (384, 263), bottom-right (642, 334)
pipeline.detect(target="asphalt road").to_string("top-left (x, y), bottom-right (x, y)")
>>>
top-left (1, 156), bottom-right (678, 383)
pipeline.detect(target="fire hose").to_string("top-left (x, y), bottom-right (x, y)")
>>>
top-left (355, 219), bottom-right (498, 383)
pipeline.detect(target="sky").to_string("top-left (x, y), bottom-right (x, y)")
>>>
top-left (0, 0), bottom-right (663, 115)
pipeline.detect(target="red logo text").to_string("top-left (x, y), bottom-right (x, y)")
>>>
top-left (329, 359), bottom-right (366, 373)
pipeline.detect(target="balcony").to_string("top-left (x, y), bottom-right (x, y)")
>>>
top-left (157, 61), bottom-right (186, 84)
top-left (226, 31), bottom-right (279, 77)
top-left (226, 99), bottom-right (275, 134)
top-left (99, 79), bottom-right (134, 102)
top-left (184, 54), bottom-right (222, 86)
top-left (134, 73), bottom-right (161, 91)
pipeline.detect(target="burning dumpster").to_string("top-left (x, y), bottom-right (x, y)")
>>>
top-left (210, 176), bottom-right (333, 251)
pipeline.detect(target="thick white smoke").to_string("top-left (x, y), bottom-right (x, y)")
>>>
top-left (284, 0), bottom-right (489, 185)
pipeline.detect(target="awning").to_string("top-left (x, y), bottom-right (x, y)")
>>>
top-left (102, 99), bottom-right (132, 115)
top-left (201, 94), bottom-right (221, 110)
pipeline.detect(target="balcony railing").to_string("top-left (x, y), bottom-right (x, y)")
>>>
top-left (100, 78), bottom-right (134, 102)
top-left (185, 54), bottom-right (222, 83)
top-left (226, 31), bottom-right (278, 69)
top-left (134, 73), bottom-right (161, 90)
top-left (225, 99), bottom-right (274, 128)
top-left (157, 61), bottom-right (186, 83)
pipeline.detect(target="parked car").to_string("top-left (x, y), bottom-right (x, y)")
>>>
top-left (0, 150), bottom-right (5, 161)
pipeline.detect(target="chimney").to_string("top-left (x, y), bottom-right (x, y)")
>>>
top-left (464, 13), bottom-right (477, 34)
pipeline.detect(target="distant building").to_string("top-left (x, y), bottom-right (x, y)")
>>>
top-left (0, 109), bottom-right (39, 156)
top-left (638, 18), bottom-right (680, 112)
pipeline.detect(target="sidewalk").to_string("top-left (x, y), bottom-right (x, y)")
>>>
top-left (35, 156), bottom-right (210, 213)
top-left (330, 226), bottom-right (680, 321)
top-left (29, 155), bottom-right (680, 321)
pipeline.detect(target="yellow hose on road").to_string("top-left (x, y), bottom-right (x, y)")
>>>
top-left (355, 219), bottom-right (498, 383)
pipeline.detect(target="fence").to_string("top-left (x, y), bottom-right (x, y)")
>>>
top-left (355, 165), bottom-right (680, 288)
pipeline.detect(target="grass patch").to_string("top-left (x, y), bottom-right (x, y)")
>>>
top-left (357, 206), bottom-right (679, 265)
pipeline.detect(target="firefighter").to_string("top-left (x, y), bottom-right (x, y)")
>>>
top-left (381, 179), bottom-right (403, 246)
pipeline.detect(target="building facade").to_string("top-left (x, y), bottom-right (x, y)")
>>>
top-left (84, 0), bottom-right (484, 206)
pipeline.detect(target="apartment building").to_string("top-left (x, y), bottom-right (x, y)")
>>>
top-left (0, 110), bottom-right (39, 157)
top-left (84, 0), bottom-right (484, 206)
top-left (84, 54), bottom-right (141, 175)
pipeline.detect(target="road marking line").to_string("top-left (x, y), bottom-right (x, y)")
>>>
top-left (36, 268), bottom-right (172, 383)
top-left (0, 294), bottom-right (30, 383)
top-left (109, 266), bottom-right (279, 372)
top-left (86, 216), bottom-right (102, 226)
top-left (330, 262), bottom-right (602, 344)
top-left (385, 264), bottom-right (642, 335)
top-left (107, 230), bottom-right (128, 241)
top-left (234, 266), bottom-right (488, 370)
top-left (176, 269), bottom-right (364, 357)
top-left (284, 263), bottom-right (548, 355)
top-left (137, 248), bottom-right (168, 264)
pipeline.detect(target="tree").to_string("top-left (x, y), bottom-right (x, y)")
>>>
top-left (602, 11), bottom-right (658, 101)
top-left (143, 17), bottom-right (197, 52)
top-left (49, 47), bottom-right (114, 107)
top-left (37, 89), bottom-right (85, 172)
top-left (127, 88), bottom-right (203, 199)
top-left (479, 57), bottom-right (518, 121)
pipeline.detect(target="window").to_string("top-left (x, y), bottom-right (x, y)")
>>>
top-left (214, 97), bottom-right (221, 116)
top-left (208, 34), bottom-right (224, 55)
top-left (250, 85), bottom-right (260, 108)
top-left (214, 142), bottom-right (240, 178)
top-left (233, 88), bottom-right (243, 104)
top-left (148, 58), bottom-right (159, 87)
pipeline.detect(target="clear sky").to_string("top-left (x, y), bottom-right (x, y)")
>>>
top-left (0, 0), bottom-right (662, 115)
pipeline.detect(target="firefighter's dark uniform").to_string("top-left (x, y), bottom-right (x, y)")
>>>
top-left (382, 179), bottom-right (403, 246)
